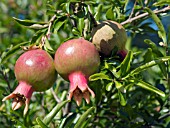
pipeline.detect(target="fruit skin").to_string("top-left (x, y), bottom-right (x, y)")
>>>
top-left (14, 49), bottom-right (56, 91)
top-left (91, 20), bottom-right (128, 58)
top-left (2, 49), bottom-right (57, 115)
top-left (54, 38), bottom-right (100, 105)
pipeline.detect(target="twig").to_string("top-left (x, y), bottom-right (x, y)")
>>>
top-left (128, 0), bottom-right (137, 20)
top-left (40, 15), bottom-right (56, 47)
top-left (121, 6), bottom-right (170, 25)
top-left (50, 88), bottom-right (61, 103)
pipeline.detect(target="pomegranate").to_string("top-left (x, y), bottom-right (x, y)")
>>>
top-left (2, 49), bottom-right (57, 114)
top-left (54, 38), bottom-right (100, 106)
top-left (91, 20), bottom-right (128, 59)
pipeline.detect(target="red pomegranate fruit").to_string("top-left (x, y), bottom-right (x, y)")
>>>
top-left (2, 49), bottom-right (57, 114)
top-left (54, 38), bottom-right (100, 106)
top-left (91, 20), bottom-right (128, 59)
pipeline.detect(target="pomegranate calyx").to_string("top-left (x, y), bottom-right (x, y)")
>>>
top-left (2, 81), bottom-right (34, 115)
top-left (68, 72), bottom-right (95, 106)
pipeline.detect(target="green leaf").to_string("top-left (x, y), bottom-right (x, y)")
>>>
top-left (59, 113), bottom-right (76, 128)
top-left (0, 42), bottom-right (29, 64)
top-left (145, 7), bottom-right (167, 45)
top-left (115, 81), bottom-right (123, 89)
top-left (78, 18), bottom-right (85, 36)
top-left (65, 2), bottom-right (70, 14)
top-left (94, 4), bottom-right (102, 21)
top-left (72, 27), bottom-right (80, 36)
top-left (80, 114), bottom-right (94, 128)
top-left (153, 0), bottom-right (170, 6)
top-left (74, 107), bottom-right (95, 128)
top-left (144, 39), bottom-right (164, 57)
top-left (133, 80), bottom-right (165, 97)
top-left (118, 51), bottom-right (133, 77)
top-left (106, 82), bottom-right (113, 91)
top-left (118, 90), bottom-right (127, 106)
top-left (106, 7), bottom-right (114, 20)
top-left (36, 117), bottom-right (49, 128)
top-left (54, 20), bottom-right (67, 32)
top-left (13, 17), bottom-right (47, 28)
top-left (144, 48), bottom-right (153, 62)
top-left (44, 40), bottom-right (55, 54)
top-left (31, 30), bottom-right (46, 44)
top-left (144, 39), bottom-right (167, 77)
top-left (122, 56), bottom-right (170, 79)
top-left (89, 73), bottom-right (112, 81)
top-left (43, 100), bottom-right (70, 125)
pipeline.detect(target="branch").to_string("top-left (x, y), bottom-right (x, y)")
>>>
top-left (121, 6), bottom-right (170, 25)
top-left (128, 0), bottom-right (137, 20)
top-left (40, 15), bottom-right (56, 47)
top-left (50, 88), bottom-right (61, 103)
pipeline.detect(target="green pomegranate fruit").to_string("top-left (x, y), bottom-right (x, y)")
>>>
top-left (91, 20), bottom-right (128, 58)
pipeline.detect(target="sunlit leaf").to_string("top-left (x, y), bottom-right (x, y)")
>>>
top-left (118, 51), bottom-right (133, 77)
top-left (54, 19), bottom-right (67, 32)
top-left (78, 18), bottom-right (85, 36)
top-left (36, 117), bottom-right (49, 128)
top-left (106, 7), bottom-right (114, 20)
top-left (133, 80), bottom-right (165, 97)
top-left (89, 73), bottom-right (112, 81)
top-left (123, 56), bottom-right (170, 79)
top-left (153, 0), bottom-right (170, 6)
top-left (106, 82), bottom-right (113, 91)
top-left (115, 81), bottom-right (123, 89)
top-left (43, 100), bottom-right (70, 125)
top-left (118, 90), bottom-right (127, 106)
top-left (94, 4), bottom-right (102, 21)
top-left (145, 7), bottom-right (167, 45)
top-left (74, 107), bottom-right (95, 128)
top-left (144, 39), bottom-right (167, 77)
top-left (13, 17), bottom-right (47, 27)
top-left (59, 113), bottom-right (76, 128)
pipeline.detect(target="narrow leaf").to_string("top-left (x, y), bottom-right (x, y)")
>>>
top-left (89, 73), bottom-right (112, 81)
top-left (106, 7), bottom-right (114, 20)
top-left (118, 90), bottom-right (127, 106)
top-left (134, 80), bottom-right (165, 97)
top-left (36, 117), bottom-right (49, 128)
top-left (72, 27), bottom-right (80, 36)
top-left (106, 82), bottom-right (113, 91)
top-left (13, 17), bottom-right (47, 27)
top-left (31, 30), bottom-right (46, 44)
top-left (153, 1), bottom-right (170, 6)
top-left (1, 42), bottom-right (29, 64)
top-left (144, 39), bottom-right (164, 57)
top-left (115, 81), bottom-right (123, 89)
top-left (54, 20), bottom-right (67, 32)
top-left (144, 39), bottom-right (167, 77)
top-left (43, 100), bottom-right (70, 125)
top-left (59, 113), bottom-right (76, 128)
top-left (145, 7), bottom-right (167, 44)
top-left (118, 51), bottom-right (133, 77)
top-left (94, 4), bottom-right (102, 21)
top-left (123, 56), bottom-right (170, 79)
top-left (78, 18), bottom-right (85, 36)
top-left (74, 107), bottom-right (95, 128)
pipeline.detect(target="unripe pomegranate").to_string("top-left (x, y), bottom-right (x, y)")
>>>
top-left (2, 49), bottom-right (57, 114)
top-left (54, 38), bottom-right (100, 106)
top-left (91, 20), bottom-right (128, 59)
